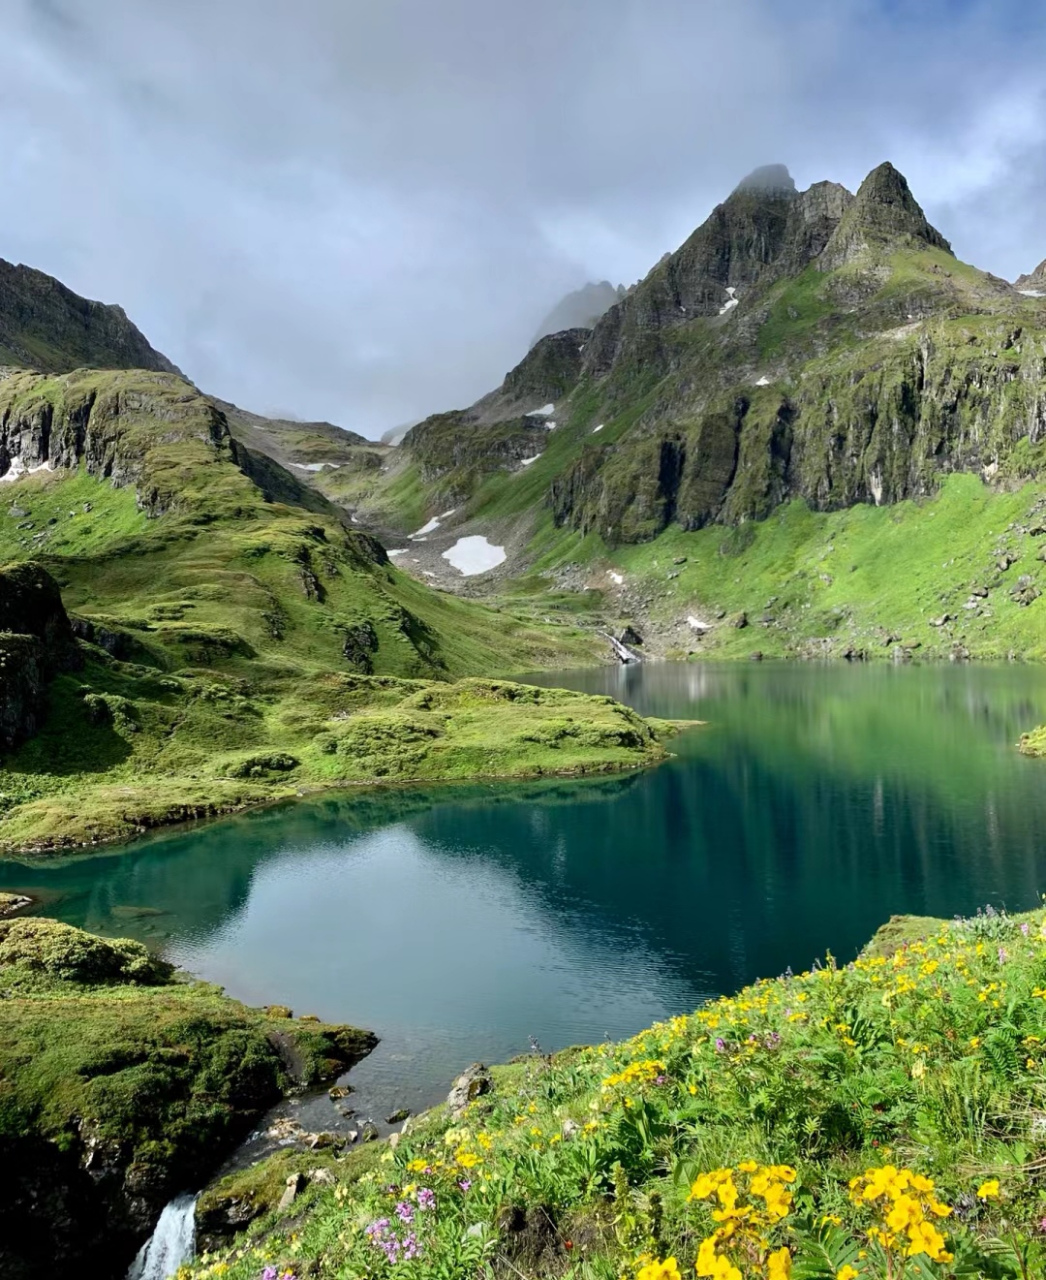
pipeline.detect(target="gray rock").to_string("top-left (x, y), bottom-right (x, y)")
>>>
top-left (278, 1173), bottom-right (304, 1211)
top-left (447, 1063), bottom-right (492, 1118)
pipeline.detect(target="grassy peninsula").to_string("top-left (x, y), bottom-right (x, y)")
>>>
top-left (186, 908), bottom-right (1046, 1280)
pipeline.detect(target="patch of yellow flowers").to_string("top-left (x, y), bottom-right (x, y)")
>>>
top-left (602, 1059), bottom-right (666, 1089)
top-left (848, 1165), bottom-right (953, 1265)
top-left (686, 1161), bottom-right (795, 1280)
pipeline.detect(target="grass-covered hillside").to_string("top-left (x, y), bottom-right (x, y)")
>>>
top-left (186, 907), bottom-right (1046, 1280)
top-left (521, 472), bottom-right (1046, 661)
top-left (0, 917), bottom-right (375, 1277)
top-left (0, 368), bottom-right (681, 853)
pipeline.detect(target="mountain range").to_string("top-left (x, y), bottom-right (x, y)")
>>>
top-left (3, 157), bottom-right (1046, 680)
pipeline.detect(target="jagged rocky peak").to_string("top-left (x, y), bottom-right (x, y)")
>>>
top-left (1015, 258), bottom-right (1046, 293)
top-left (819, 162), bottom-right (951, 269)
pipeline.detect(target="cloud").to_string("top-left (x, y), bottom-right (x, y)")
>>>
top-left (2, 0), bottom-right (1046, 436)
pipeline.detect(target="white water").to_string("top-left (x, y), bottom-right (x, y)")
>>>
top-left (442, 535), bottom-right (506, 576)
top-left (126, 1194), bottom-right (198, 1280)
top-left (607, 634), bottom-right (642, 663)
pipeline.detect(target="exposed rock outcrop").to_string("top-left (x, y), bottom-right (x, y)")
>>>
top-left (0, 562), bottom-right (82, 750)
top-left (1016, 258), bottom-right (1046, 292)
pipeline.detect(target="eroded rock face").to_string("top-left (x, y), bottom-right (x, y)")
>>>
top-left (0, 562), bottom-right (82, 750)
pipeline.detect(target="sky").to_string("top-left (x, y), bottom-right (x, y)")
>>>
top-left (2, 0), bottom-right (1046, 438)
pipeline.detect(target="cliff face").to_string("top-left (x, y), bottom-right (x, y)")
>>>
top-left (0, 258), bottom-right (179, 375)
top-left (0, 562), bottom-right (81, 750)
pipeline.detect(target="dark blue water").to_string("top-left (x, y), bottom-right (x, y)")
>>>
top-left (3, 661), bottom-right (1046, 1121)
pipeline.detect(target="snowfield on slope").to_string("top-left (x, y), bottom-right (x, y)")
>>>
top-left (442, 536), bottom-right (507, 576)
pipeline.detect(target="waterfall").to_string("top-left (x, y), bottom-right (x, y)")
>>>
top-left (607, 634), bottom-right (642, 664)
top-left (126, 1194), bottom-right (198, 1280)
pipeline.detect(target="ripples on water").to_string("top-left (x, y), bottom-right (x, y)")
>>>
top-left (5, 661), bottom-right (1046, 1114)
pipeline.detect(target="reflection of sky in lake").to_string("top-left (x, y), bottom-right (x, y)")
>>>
top-left (6, 661), bottom-right (1046, 1115)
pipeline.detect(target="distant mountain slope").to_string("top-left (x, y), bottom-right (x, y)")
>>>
top-left (1016, 258), bottom-right (1046, 293)
top-left (0, 258), bottom-right (179, 374)
top-left (531, 281), bottom-right (623, 347)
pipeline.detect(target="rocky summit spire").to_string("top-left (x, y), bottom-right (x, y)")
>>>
top-left (819, 161), bottom-right (951, 269)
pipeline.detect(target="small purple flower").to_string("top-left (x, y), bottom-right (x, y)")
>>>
top-left (262, 1269), bottom-right (278, 1280)
top-left (365, 1217), bottom-right (391, 1239)
top-left (1022, 923), bottom-right (1030, 936)
top-left (654, 1074), bottom-right (667, 1085)
top-left (402, 1232), bottom-right (421, 1260)
top-left (417, 1186), bottom-right (436, 1210)
top-left (715, 1037), bottom-right (726, 1052)
top-left (458, 1178), bottom-right (472, 1192)
top-left (1039, 1215), bottom-right (1046, 1234)
top-left (999, 947), bottom-right (1009, 964)
top-left (395, 1200), bottom-right (414, 1224)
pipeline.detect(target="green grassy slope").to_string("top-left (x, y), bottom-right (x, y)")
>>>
top-left (0, 370), bottom-right (687, 854)
top-left (186, 907), bottom-right (1046, 1280)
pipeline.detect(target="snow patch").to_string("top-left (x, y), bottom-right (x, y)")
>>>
top-left (410, 516), bottom-right (442, 538)
top-left (754, 375), bottom-right (771, 387)
top-left (526, 403), bottom-right (555, 417)
top-left (545, 420), bottom-right (557, 431)
top-left (442, 536), bottom-right (507, 576)
top-left (592, 423), bottom-right (605, 433)
top-left (719, 286), bottom-right (739, 316)
top-left (520, 454), bottom-right (541, 467)
top-left (686, 615), bottom-right (711, 633)
top-left (388, 548), bottom-right (408, 557)
top-left (1019, 289), bottom-right (1045, 297)
top-left (439, 508), bottom-right (457, 519)
top-left (607, 571), bottom-right (624, 586)
top-left (870, 469), bottom-right (884, 506)
top-left (0, 458), bottom-right (54, 484)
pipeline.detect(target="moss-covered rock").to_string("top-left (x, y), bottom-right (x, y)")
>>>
top-left (0, 918), bottom-right (376, 1279)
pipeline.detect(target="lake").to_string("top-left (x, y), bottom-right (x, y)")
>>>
top-left (4, 661), bottom-right (1046, 1130)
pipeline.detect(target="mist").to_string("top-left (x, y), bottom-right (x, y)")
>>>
top-left (2, 0), bottom-right (1046, 437)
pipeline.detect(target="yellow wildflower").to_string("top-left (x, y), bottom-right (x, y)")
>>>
top-left (636, 1259), bottom-right (681, 1280)
top-left (836, 1268), bottom-right (860, 1280)
top-left (976, 1179), bottom-right (1000, 1200)
top-left (767, 1246), bottom-right (791, 1279)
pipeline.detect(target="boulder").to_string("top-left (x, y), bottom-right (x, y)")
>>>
top-left (447, 1063), bottom-right (492, 1117)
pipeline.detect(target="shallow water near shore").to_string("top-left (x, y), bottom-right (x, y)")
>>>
top-left (5, 661), bottom-right (1046, 1125)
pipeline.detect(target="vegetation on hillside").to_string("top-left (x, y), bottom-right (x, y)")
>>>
top-left (0, 369), bottom-right (684, 853)
top-left (185, 908), bottom-right (1046, 1280)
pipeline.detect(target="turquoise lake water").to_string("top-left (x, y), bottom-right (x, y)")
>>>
top-left (4, 661), bottom-right (1046, 1124)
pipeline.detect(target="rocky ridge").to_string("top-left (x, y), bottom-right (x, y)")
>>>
top-left (0, 257), bottom-right (179, 376)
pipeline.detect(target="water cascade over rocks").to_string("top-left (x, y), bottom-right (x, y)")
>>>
top-left (126, 1194), bottom-right (198, 1280)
